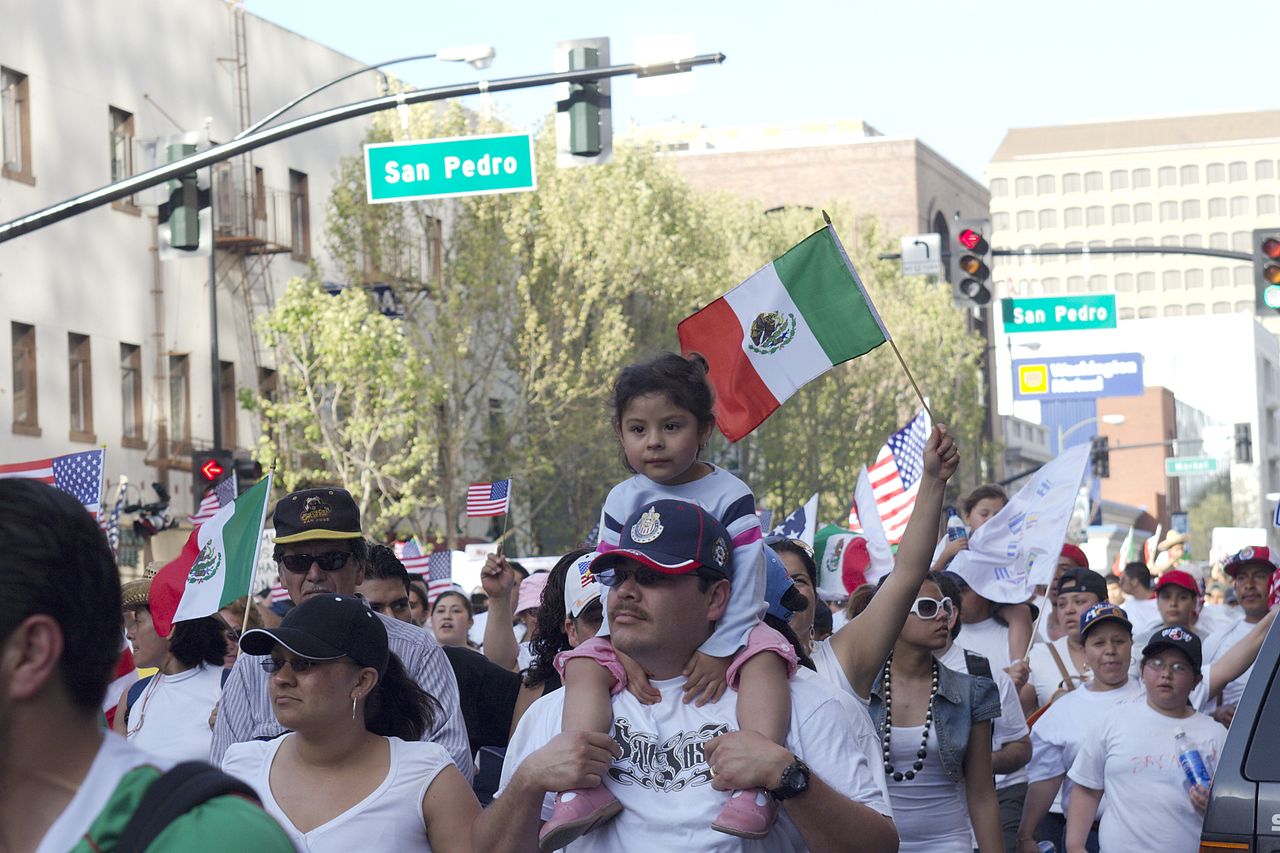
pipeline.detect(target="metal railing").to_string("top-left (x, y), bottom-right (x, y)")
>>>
top-left (212, 162), bottom-right (295, 254)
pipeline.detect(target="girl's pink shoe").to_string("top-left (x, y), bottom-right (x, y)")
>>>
top-left (711, 787), bottom-right (778, 839)
top-left (538, 786), bottom-right (623, 851)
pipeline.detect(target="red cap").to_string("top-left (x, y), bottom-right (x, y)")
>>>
top-left (1223, 546), bottom-right (1279, 578)
top-left (1060, 543), bottom-right (1089, 570)
top-left (1156, 569), bottom-right (1201, 598)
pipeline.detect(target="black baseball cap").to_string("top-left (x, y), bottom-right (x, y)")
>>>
top-left (273, 487), bottom-right (363, 544)
top-left (240, 593), bottom-right (389, 674)
top-left (1141, 624), bottom-right (1202, 671)
top-left (1056, 567), bottom-right (1108, 602)
top-left (589, 500), bottom-right (732, 580)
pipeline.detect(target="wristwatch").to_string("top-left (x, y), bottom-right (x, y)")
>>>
top-left (769, 757), bottom-right (811, 801)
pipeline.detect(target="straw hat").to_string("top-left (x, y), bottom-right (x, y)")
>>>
top-left (120, 577), bottom-right (152, 611)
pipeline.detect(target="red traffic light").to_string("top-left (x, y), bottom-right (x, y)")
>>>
top-left (959, 229), bottom-right (982, 250)
top-left (1264, 237), bottom-right (1280, 260)
top-left (199, 459), bottom-right (225, 481)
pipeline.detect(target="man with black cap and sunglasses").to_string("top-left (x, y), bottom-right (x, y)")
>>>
top-left (211, 487), bottom-right (472, 782)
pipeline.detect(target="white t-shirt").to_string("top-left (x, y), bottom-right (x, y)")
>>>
top-left (809, 638), bottom-right (867, 706)
top-left (1068, 700), bottom-right (1227, 853)
top-left (954, 617), bottom-right (1012, 673)
top-left (37, 732), bottom-right (170, 853)
top-left (1026, 637), bottom-right (1090, 709)
top-left (1196, 604), bottom-right (1241, 638)
top-left (1124, 597), bottom-right (1161, 640)
top-left (885, 725), bottom-right (970, 853)
top-left (937, 643), bottom-right (1029, 790)
top-left (222, 733), bottom-right (452, 852)
top-left (497, 668), bottom-right (892, 852)
top-left (126, 664), bottom-right (224, 763)
top-left (1201, 618), bottom-right (1260, 710)
top-left (1027, 678), bottom-right (1142, 815)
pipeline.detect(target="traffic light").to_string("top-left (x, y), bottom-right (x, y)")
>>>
top-left (1235, 422), bottom-right (1253, 464)
top-left (165, 141), bottom-right (200, 250)
top-left (948, 218), bottom-right (993, 307)
top-left (230, 451), bottom-right (263, 496)
top-left (1254, 229), bottom-right (1280, 312)
top-left (555, 38), bottom-right (612, 168)
top-left (1090, 435), bottom-right (1110, 478)
top-left (191, 448), bottom-right (233, 504)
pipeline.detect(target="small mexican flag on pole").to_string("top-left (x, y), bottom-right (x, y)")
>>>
top-left (679, 221), bottom-right (921, 442)
top-left (150, 474), bottom-right (273, 637)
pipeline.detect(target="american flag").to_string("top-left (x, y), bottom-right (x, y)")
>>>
top-left (848, 410), bottom-right (930, 545)
top-left (189, 473), bottom-right (238, 524)
top-left (400, 538), bottom-right (431, 575)
top-left (0, 449), bottom-right (104, 518)
top-left (427, 550), bottom-right (454, 603)
top-left (466, 479), bottom-right (511, 517)
top-left (269, 575), bottom-right (291, 604)
top-left (103, 476), bottom-right (128, 555)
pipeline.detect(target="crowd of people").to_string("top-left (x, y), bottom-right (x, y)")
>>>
top-left (4, 350), bottom-right (1277, 852)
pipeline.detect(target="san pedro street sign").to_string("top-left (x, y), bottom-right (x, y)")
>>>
top-left (364, 132), bottom-right (536, 204)
top-left (1001, 295), bottom-right (1117, 334)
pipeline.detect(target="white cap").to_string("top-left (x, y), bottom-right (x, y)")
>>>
top-left (564, 551), bottom-right (603, 619)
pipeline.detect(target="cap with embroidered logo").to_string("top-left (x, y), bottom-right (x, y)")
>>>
top-left (273, 487), bottom-right (363, 544)
top-left (1141, 624), bottom-right (1202, 671)
top-left (1223, 546), bottom-right (1279, 579)
top-left (589, 500), bottom-right (732, 580)
top-left (1079, 601), bottom-right (1132, 639)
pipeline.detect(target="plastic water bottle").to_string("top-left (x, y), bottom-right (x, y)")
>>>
top-left (945, 507), bottom-right (968, 542)
top-left (1174, 728), bottom-right (1212, 787)
top-left (1037, 842), bottom-right (1056, 853)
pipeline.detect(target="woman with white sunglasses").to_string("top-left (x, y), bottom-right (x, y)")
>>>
top-left (866, 574), bottom-right (1004, 852)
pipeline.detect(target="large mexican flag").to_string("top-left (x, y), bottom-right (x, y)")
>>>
top-left (150, 475), bottom-right (272, 637)
top-left (678, 225), bottom-right (889, 441)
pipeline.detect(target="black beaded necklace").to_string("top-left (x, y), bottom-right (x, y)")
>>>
top-left (880, 650), bottom-right (940, 782)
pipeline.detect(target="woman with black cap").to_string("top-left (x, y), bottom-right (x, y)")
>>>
top-left (221, 593), bottom-right (479, 851)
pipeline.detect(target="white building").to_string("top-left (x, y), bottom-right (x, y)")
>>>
top-left (0, 1), bottom-right (392, 557)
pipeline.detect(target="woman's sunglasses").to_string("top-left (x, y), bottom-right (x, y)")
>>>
top-left (909, 596), bottom-right (955, 621)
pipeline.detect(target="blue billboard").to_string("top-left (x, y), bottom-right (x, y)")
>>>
top-left (1012, 353), bottom-right (1144, 401)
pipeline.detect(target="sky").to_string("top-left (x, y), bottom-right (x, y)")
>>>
top-left (247, 0), bottom-right (1276, 182)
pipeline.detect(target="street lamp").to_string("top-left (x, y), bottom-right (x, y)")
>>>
top-left (1059, 413), bottom-right (1125, 451)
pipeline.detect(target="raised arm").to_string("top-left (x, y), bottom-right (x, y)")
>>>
top-left (828, 424), bottom-right (960, 697)
top-left (481, 552), bottom-right (520, 672)
top-left (1206, 606), bottom-right (1277, 697)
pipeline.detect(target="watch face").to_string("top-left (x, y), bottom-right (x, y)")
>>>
top-left (783, 763), bottom-right (808, 792)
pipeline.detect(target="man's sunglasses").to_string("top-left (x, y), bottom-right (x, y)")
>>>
top-left (277, 551), bottom-right (352, 574)
top-left (909, 596), bottom-right (955, 621)
top-left (597, 565), bottom-right (719, 588)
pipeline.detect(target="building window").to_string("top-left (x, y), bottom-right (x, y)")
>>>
top-left (1067, 276), bottom-right (1085, 293)
top-left (1234, 265), bottom-right (1252, 286)
top-left (1158, 166), bottom-right (1177, 187)
top-left (1161, 235), bottom-right (1180, 247)
top-left (68, 333), bottom-right (94, 442)
top-left (1062, 173), bottom-right (1082, 193)
top-left (1186, 303), bottom-right (1205, 316)
top-left (1180, 165), bottom-right (1199, 185)
top-left (1184, 233), bottom-right (1203, 247)
top-left (1132, 168), bottom-right (1151, 188)
top-left (1235, 300), bottom-right (1254, 313)
top-left (1210, 232), bottom-right (1228, 249)
top-left (1040, 244), bottom-right (1058, 266)
top-left (1212, 301), bottom-right (1232, 314)
top-left (1162, 270), bottom-right (1182, 291)
top-left (1115, 273), bottom-right (1134, 291)
top-left (1133, 203), bottom-right (1152, 223)
top-left (289, 169), bottom-right (310, 260)
top-left (1041, 277), bottom-right (1060, 294)
top-left (1159, 201), bottom-right (1179, 222)
top-left (219, 361), bottom-right (237, 448)
top-left (1135, 236), bottom-right (1154, 248)
top-left (1233, 232), bottom-right (1251, 252)
top-left (1065, 241), bottom-right (1083, 263)
top-left (1110, 170), bottom-right (1129, 190)
top-left (1118, 307), bottom-right (1135, 320)
top-left (1015, 176), bottom-right (1034, 197)
top-left (1, 66), bottom-right (32, 183)
top-left (1084, 171), bottom-right (1103, 192)
top-left (1036, 174), bottom-right (1055, 194)
top-left (1164, 305), bottom-right (1184, 317)
top-left (1016, 210), bottom-right (1035, 230)
top-left (1086, 206), bottom-right (1105, 226)
top-left (1088, 274), bottom-right (1107, 292)
top-left (1229, 161), bottom-right (1248, 182)
top-left (109, 107), bottom-right (134, 183)
top-left (1230, 196), bottom-right (1248, 217)
top-left (1181, 199), bottom-right (1201, 220)
top-left (11, 322), bottom-right (38, 435)
top-left (990, 178), bottom-right (1008, 197)
top-left (1112, 204), bottom-right (1131, 224)
top-left (1207, 163), bottom-right (1226, 183)
top-left (1260, 196), bottom-right (1278, 216)
top-left (1208, 198), bottom-right (1227, 218)
top-left (1185, 269), bottom-right (1204, 289)
top-left (1257, 160), bottom-right (1276, 180)
top-left (1038, 209), bottom-right (1057, 229)
top-left (120, 343), bottom-right (143, 446)
top-left (1114, 238), bottom-right (1133, 258)
top-left (169, 354), bottom-right (191, 454)
top-left (1211, 267), bottom-right (1229, 288)
top-left (1137, 272), bottom-right (1156, 291)
top-left (1138, 306), bottom-right (1157, 319)
top-left (993, 212), bottom-right (1010, 230)
top-left (1064, 207), bottom-right (1083, 228)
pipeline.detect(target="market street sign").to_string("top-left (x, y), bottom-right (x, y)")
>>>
top-left (364, 133), bottom-right (536, 203)
top-left (1001, 295), bottom-right (1117, 334)
top-left (1012, 352), bottom-right (1143, 401)
top-left (1165, 457), bottom-right (1219, 477)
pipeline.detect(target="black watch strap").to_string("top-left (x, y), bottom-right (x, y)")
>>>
top-left (769, 757), bottom-right (810, 801)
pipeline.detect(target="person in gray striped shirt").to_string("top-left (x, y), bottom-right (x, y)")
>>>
top-left (209, 487), bottom-right (472, 781)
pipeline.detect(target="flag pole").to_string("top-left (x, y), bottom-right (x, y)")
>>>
top-left (821, 210), bottom-right (935, 423)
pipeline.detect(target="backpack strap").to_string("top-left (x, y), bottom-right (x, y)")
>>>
top-left (123, 675), bottom-right (154, 725)
top-left (1047, 643), bottom-right (1083, 693)
top-left (962, 649), bottom-right (993, 681)
top-left (116, 761), bottom-right (260, 853)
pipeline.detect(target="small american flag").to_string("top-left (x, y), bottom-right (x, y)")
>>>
top-left (427, 550), bottom-right (454, 603)
top-left (848, 410), bottom-right (930, 545)
top-left (190, 473), bottom-right (238, 524)
top-left (466, 479), bottom-right (511, 517)
top-left (103, 477), bottom-right (128, 555)
top-left (0, 449), bottom-right (104, 518)
top-left (400, 538), bottom-right (431, 575)
top-left (269, 576), bottom-right (291, 604)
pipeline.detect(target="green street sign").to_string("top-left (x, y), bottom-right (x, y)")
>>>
top-left (1001, 295), bottom-right (1117, 334)
top-left (364, 133), bottom-right (536, 203)
top-left (1165, 456), bottom-right (1219, 477)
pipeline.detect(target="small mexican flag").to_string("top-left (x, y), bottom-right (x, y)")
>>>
top-left (150, 475), bottom-right (273, 637)
top-left (678, 225), bottom-right (889, 441)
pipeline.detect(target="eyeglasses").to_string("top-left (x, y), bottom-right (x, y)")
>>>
top-left (260, 656), bottom-right (345, 675)
top-left (1143, 658), bottom-right (1194, 675)
top-left (597, 566), bottom-right (716, 588)
top-left (909, 596), bottom-right (955, 621)
top-left (277, 551), bottom-right (352, 574)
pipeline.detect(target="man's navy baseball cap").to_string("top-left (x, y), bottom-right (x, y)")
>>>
top-left (589, 500), bottom-right (732, 580)
top-left (1079, 601), bottom-right (1132, 639)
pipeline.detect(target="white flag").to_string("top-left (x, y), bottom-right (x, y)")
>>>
top-left (947, 444), bottom-right (1091, 603)
top-left (854, 467), bottom-right (895, 585)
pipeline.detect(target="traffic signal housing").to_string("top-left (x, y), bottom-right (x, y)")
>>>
top-left (948, 218), bottom-right (993, 307)
top-left (165, 141), bottom-right (200, 250)
top-left (1254, 229), bottom-right (1280, 312)
top-left (555, 38), bottom-right (612, 168)
top-left (1090, 435), bottom-right (1110, 478)
top-left (1235, 422), bottom-right (1253, 464)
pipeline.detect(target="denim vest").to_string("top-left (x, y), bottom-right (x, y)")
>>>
top-left (867, 660), bottom-right (1001, 783)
